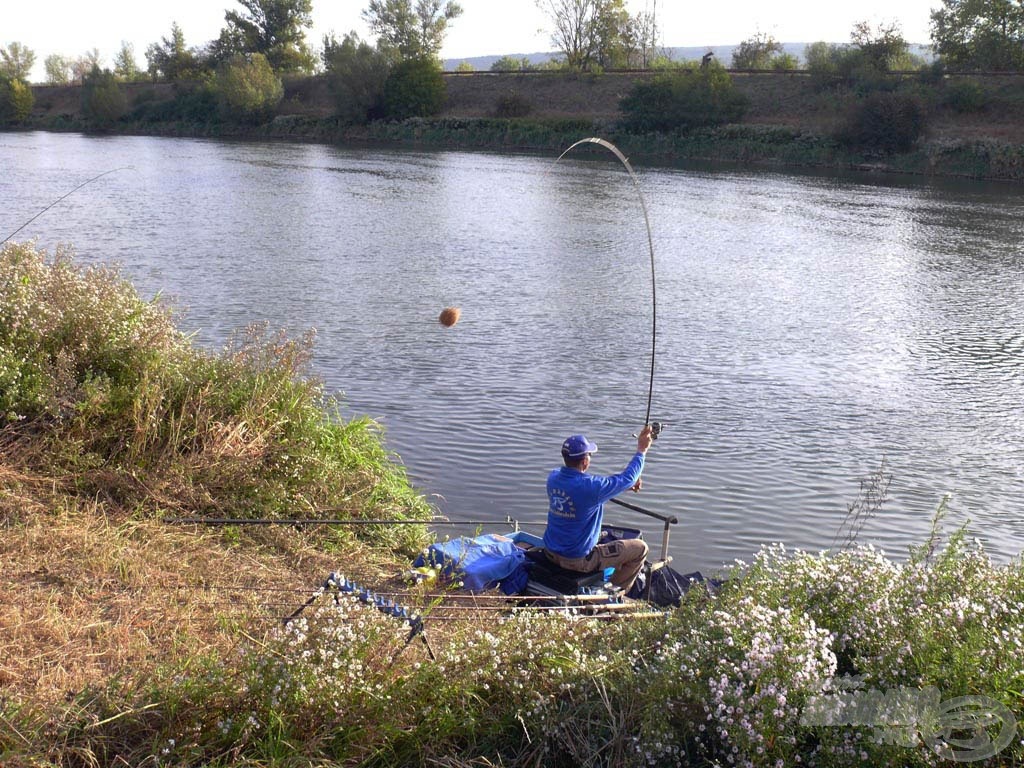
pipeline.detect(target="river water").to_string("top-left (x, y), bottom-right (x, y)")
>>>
top-left (3, 131), bottom-right (1023, 572)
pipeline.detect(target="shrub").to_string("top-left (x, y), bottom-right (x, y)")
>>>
top-left (837, 91), bottom-right (927, 154)
top-left (805, 41), bottom-right (898, 93)
top-left (771, 53), bottom-right (799, 71)
top-left (215, 53), bottom-right (283, 123)
top-left (128, 84), bottom-right (219, 124)
top-left (618, 64), bottom-right (747, 133)
top-left (0, 243), bottom-right (179, 422)
top-left (493, 91), bottom-right (532, 118)
top-left (943, 79), bottom-right (988, 114)
top-left (731, 32), bottom-right (783, 70)
top-left (382, 57), bottom-right (447, 120)
top-left (489, 55), bottom-right (535, 72)
top-left (917, 59), bottom-right (946, 86)
top-left (651, 528), bottom-right (1024, 767)
top-left (0, 75), bottom-right (33, 122)
top-left (81, 66), bottom-right (127, 126)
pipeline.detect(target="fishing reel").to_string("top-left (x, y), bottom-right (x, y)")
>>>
top-left (634, 422), bottom-right (664, 440)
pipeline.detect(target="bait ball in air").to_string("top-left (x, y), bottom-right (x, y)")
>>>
top-left (439, 307), bottom-right (461, 327)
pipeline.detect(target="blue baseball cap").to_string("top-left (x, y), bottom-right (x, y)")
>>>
top-left (561, 434), bottom-right (598, 458)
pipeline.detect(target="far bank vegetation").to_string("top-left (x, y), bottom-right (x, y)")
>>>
top-left (2, 0), bottom-right (1024, 168)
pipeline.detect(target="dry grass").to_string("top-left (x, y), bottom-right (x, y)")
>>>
top-left (0, 487), bottom-right (401, 709)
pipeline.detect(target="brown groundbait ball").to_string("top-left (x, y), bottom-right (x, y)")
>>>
top-left (439, 307), bottom-right (461, 327)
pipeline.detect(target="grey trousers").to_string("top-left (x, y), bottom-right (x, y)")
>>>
top-left (546, 538), bottom-right (649, 592)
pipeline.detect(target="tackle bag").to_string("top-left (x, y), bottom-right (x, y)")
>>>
top-left (413, 533), bottom-right (528, 594)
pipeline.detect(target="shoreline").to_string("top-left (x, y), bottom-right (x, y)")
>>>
top-left (9, 115), bottom-right (1024, 184)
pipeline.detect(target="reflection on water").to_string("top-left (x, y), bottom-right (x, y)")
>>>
top-left (2, 131), bottom-right (1023, 571)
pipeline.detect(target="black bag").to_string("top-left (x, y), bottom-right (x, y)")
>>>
top-left (628, 566), bottom-right (721, 606)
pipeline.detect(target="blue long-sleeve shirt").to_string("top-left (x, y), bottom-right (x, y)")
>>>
top-left (543, 452), bottom-right (646, 559)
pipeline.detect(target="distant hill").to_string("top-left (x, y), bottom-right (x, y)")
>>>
top-left (443, 43), bottom-right (933, 71)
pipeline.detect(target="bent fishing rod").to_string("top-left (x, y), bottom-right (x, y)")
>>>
top-left (1, 166), bottom-right (132, 246)
top-left (555, 137), bottom-right (661, 439)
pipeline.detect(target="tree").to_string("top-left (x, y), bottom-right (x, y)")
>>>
top-left (72, 49), bottom-right (103, 84)
top-left (113, 42), bottom-right (142, 81)
top-left (363, 0), bottom-right (463, 60)
top-left (0, 75), bottom-right (34, 121)
top-left (804, 41), bottom-right (841, 75)
top-left (81, 66), bottom-right (127, 126)
top-left (0, 42), bottom-right (36, 81)
top-left (323, 32), bottom-right (392, 123)
top-left (44, 54), bottom-right (72, 85)
top-left (850, 20), bottom-right (910, 72)
top-left (215, 53), bottom-right (283, 121)
top-left (805, 22), bottom-right (912, 89)
top-left (931, 0), bottom-right (1024, 70)
top-left (622, 6), bottom-right (661, 68)
top-left (592, 0), bottom-right (631, 68)
top-left (731, 32), bottom-right (784, 69)
top-left (538, 0), bottom-right (656, 71)
top-left (382, 56), bottom-right (446, 118)
top-left (538, 0), bottom-right (601, 69)
top-left (222, 0), bottom-right (316, 73)
top-left (145, 23), bottom-right (202, 81)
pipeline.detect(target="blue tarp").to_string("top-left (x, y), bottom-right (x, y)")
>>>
top-left (414, 534), bottom-right (528, 594)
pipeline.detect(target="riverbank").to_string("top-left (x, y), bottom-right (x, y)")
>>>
top-left (15, 70), bottom-right (1024, 182)
top-left (2, 242), bottom-right (1023, 767)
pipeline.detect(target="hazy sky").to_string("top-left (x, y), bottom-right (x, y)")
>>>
top-left (7, 0), bottom-right (940, 82)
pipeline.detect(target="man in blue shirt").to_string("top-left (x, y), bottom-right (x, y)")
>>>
top-left (543, 425), bottom-right (654, 591)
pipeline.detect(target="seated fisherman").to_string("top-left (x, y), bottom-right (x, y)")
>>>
top-left (543, 426), bottom-right (653, 592)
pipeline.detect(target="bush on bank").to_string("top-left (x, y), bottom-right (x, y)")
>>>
top-left (215, 53), bottom-right (284, 123)
top-left (382, 57), bottom-right (447, 120)
top-left (0, 242), bottom-right (431, 547)
top-left (618, 64), bottom-right (748, 133)
top-left (836, 91), bottom-right (928, 154)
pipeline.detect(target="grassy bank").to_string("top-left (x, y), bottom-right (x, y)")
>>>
top-left (2, 244), bottom-right (1023, 767)
top-left (0, 241), bottom-right (430, 532)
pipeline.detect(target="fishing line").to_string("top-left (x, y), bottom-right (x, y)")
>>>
top-left (1, 166), bottom-right (132, 246)
top-left (554, 138), bottom-right (659, 430)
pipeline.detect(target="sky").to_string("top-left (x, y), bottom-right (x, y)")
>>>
top-left (5, 0), bottom-right (941, 83)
